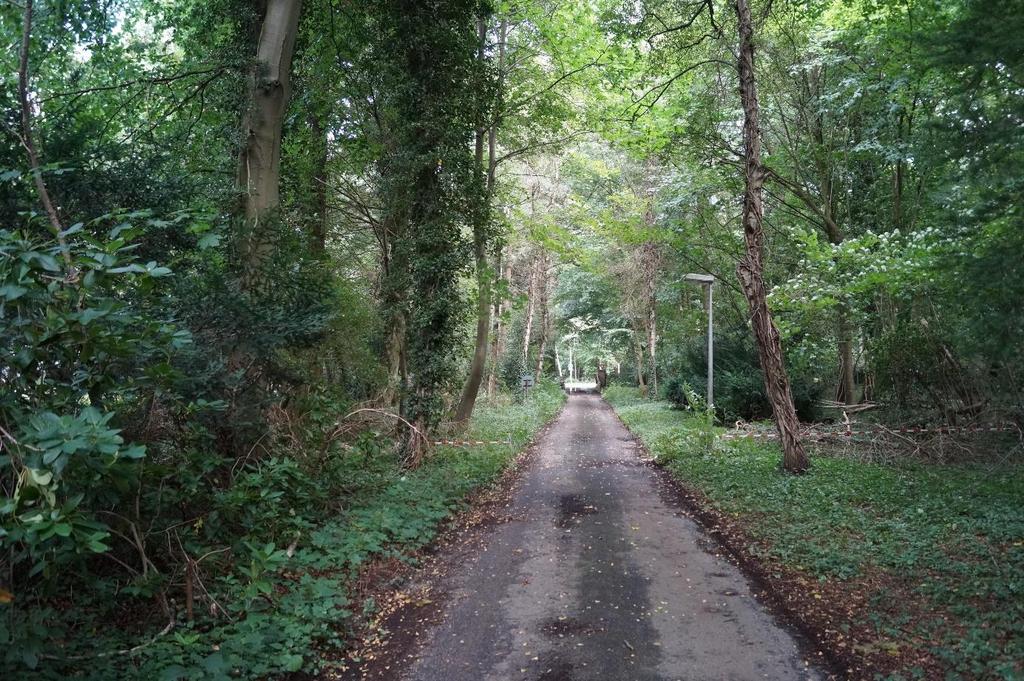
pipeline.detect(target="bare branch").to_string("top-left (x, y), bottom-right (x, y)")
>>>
top-left (40, 66), bottom-right (229, 102)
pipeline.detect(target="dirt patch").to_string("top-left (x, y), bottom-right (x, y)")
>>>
top-left (613, 413), bottom-right (947, 681)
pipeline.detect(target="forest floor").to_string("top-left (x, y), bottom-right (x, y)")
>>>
top-left (605, 388), bottom-right (1024, 681)
top-left (335, 391), bottom-right (824, 681)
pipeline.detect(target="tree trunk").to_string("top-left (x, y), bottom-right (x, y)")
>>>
top-left (812, 120), bottom-right (856, 408)
top-left (379, 217), bottom-right (408, 409)
top-left (645, 250), bottom-right (658, 397)
top-left (534, 254), bottom-right (550, 379)
top-left (454, 244), bottom-right (491, 421)
top-left (383, 310), bottom-right (407, 409)
top-left (648, 306), bottom-right (657, 396)
top-left (733, 0), bottom-right (808, 473)
top-left (836, 307), bottom-right (856, 405)
top-left (522, 250), bottom-right (540, 364)
top-left (457, 16), bottom-right (507, 419)
top-left (237, 0), bottom-right (303, 282)
top-left (634, 331), bottom-right (647, 397)
top-left (453, 125), bottom-right (490, 422)
top-left (308, 110), bottom-right (328, 254)
top-left (487, 257), bottom-right (510, 398)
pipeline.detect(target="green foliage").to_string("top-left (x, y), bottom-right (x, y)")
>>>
top-left (0, 383), bottom-right (563, 679)
top-left (372, 0), bottom-right (480, 431)
top-left (607, 394), bottom-right (1024, 679)
top-left (0, 218), bottom-right (185, 582)
top-left (662, 329), bottom-right (824, 423)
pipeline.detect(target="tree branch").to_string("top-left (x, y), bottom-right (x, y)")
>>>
top-left (40, 66), bottom-right (229, 102)
top-left (16, 0), bottom-right (73, 277)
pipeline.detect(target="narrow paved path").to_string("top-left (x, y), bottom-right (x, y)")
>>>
top-left (373, 393), bottom-right (821, 681)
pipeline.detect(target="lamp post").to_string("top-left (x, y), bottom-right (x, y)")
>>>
top-left (683, 273), bottom-right (714, 408)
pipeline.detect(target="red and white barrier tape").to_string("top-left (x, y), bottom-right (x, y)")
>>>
top-left (721, 423), bottom-right (1019, 441)
top-left (432, 439), bottom-right (510, 447)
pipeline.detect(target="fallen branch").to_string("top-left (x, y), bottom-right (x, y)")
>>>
top-left (322, 407), bottom-right (432, 467)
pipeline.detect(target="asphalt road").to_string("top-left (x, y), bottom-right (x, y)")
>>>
top-left (374, 392), bottom-right (822, 681)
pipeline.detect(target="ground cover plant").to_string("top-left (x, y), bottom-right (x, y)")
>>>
top-left (605, 386), bottom-right (1024, 680)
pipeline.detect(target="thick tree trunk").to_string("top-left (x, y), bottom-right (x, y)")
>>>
top-left (379, 217), bottom-right (408, 409)
top-left (383, 311), bottom-right (407, 409)
top-left (733, 0), bottom-right (808, 473)
top-left (237, 0), bottom-right (303, 282)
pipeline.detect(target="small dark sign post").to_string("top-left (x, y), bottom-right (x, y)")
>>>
top-left (520, 373), bottom-right (535, 393)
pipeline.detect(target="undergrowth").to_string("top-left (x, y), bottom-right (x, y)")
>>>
top-left (604, 387), bottom-right (1024, 681)
top-left (4, 383), bottom-right (564, 680)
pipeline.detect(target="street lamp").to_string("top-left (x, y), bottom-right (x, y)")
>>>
top-left (683, 273), bottom-right (714, 408)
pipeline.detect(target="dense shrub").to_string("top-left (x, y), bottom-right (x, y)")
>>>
top-left (662, 330), bottom-right (823, 422)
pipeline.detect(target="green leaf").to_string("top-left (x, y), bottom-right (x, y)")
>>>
top-left (77, 307), bottom-right (109, 325)
top-left (120, 445), bottom-right (146, 459)
top-left (159, 664), bottom-right (191, 681)
top-left (60, 223), bottom-right (84, 238)
top-left (201, 651), bottom-right (231, 675)
top-left (0, 284), bottom-right (27, 300)
top-left (282, 654), bottom-right (304, 672)
top-left (31, 252), bottom-right (60, 272)
top-left (197, 232), bottom-right (222, 250)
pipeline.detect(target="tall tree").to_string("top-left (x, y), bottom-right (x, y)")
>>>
top-left (455, 15), bottom-right (507, 423)
top-left (733, 0), bottom-right (807, 473)
top-left (376, 0), bottom-right (479, 457)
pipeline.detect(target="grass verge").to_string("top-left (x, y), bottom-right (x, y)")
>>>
top-left (603, 386), bottom-right (1024, 681)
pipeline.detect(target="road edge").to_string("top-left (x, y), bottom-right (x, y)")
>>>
top-left (320, 398), bottom-right (569, 680)
top-left (602, 395), bottom-right (848, 680)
